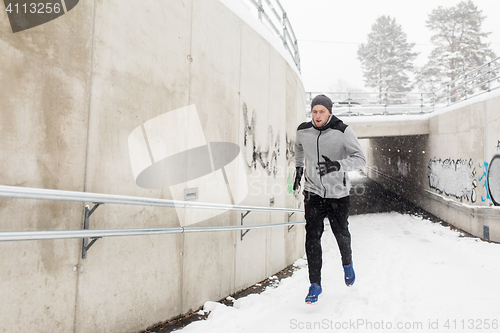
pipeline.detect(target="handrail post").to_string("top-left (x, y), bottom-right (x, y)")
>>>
top-left (384, 92), bottom-right (388, 114)
top-left (488, 62), bottom-right (492, 92)
top-left (282, 11), bottom-right (287, 49)
top-left (420, 93), bottom-right (424, 113)
top-left (464, 74), bottom-right (468, 100)
top-left (447, 84), bottom-right (450, 106)
top-left (294, 40), bottom-right (300, 72)
top-left (348, 92), bottom-right (352, 115)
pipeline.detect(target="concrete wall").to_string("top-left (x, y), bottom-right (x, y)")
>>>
top-left (0, 1), bottom-right (306, 332)
top-left (363, 90), bottom-right (500, 242)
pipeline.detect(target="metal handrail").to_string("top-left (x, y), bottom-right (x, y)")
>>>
top-left (445, 57), bottom-right (500, 88)
top-left (0, 185), bottom-right (303, 213)
top-left (247, 0), bottom-right (301, 72)
top-left (0, 222), bottom-right (305, 242)
top-left (435, 57), bottom-right (500, 105)
top-left (306, 91), bottom-right (435, 116)
top-left (0, 185), bottom-right (305, 242)
top-left (264, 0), bottom-right (281, 23)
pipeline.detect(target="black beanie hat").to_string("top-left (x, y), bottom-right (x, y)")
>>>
top-left (311, 94), bottom-right (333, 113)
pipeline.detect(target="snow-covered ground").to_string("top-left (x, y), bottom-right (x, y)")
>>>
top-left (179, 212), bottom-right (500, 332)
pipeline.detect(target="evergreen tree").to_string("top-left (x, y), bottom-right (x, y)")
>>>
top-left (357, 15), bottom-right (418, 99)
top-left (416, 0), bottom-right (496, 94)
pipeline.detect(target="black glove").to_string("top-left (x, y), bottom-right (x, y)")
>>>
top-left (317, 155), bottom-right (340, 176)
top-left (293, 167), bottom-right (303, 192)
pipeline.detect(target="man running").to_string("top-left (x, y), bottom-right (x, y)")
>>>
top-left (294, 94), bottom-right (366, 304)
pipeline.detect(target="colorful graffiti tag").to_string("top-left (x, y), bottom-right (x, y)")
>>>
top-left (478, 161), bottom-right (490, 202)
top-left (287, 173), bottom-right (294, 194)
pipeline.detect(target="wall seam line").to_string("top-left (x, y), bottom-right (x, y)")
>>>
top-left (73, 0), bottom-right (99, 332)
top-left (179, 0), bottom-right (196, 316)
top-left (234, 17), bottom-right (244, 296)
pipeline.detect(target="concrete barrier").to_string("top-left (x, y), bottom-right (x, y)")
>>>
top-left (0, 0), bottom-right (306, 332)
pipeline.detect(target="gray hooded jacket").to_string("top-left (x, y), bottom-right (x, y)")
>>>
top-left (295, 115), bottom-right (366, 198)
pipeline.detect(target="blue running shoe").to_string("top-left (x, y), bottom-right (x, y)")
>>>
top-left (343, 261), bottom-right (355, 286)
top-left (305, 283), bottom-right (322, 304)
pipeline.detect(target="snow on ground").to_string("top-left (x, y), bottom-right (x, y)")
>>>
top-left (179, 213), bottom-right (500, 332)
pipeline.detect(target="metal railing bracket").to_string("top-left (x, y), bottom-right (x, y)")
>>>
top-left (240, 210), bottom-right (252, 241)
top-left (287, 212), bottom-right (295, 231)
top-left (82, 203), bottom-right (103, 259)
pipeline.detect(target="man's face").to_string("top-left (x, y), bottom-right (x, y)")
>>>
top-left (311, 104), bottom-right (330, 127)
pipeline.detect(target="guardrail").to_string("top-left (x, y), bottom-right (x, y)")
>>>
top-left (0, 185), bottom-right (305, 258)
top-left (307, 56), bottom-right (500, 116)
top-left (306, 91), bottom-right (435, 116)
top-left (435, 56), bottom-right (500, 105)
top-left (247, 0), bottom-right (301, 72)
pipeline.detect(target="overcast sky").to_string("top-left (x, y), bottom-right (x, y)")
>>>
top-left (279, 0), bottom-right (500, 93)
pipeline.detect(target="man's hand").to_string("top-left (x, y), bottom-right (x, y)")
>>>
top-left (317, 155), bottom-right (340, 176)
top-left (293, 167), bottom-right (304, 192)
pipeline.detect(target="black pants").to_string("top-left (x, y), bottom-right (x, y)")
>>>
top-left (304, 191), bottom-right (352, 286)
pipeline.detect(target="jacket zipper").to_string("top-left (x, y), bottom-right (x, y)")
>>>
top-left (316, 130), bottom-right (327, 197)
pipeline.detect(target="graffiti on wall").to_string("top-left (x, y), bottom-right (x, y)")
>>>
top-left (287, 173), bottom-right (294, 194)
top-left (285, 133), bottom-right (295, 166)
top-left (285, 133), bottom-right (296, 194)
top-left (242, 103), bottom-right (281, 177)
top-left (428, 158), bottom-right (477, 202)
